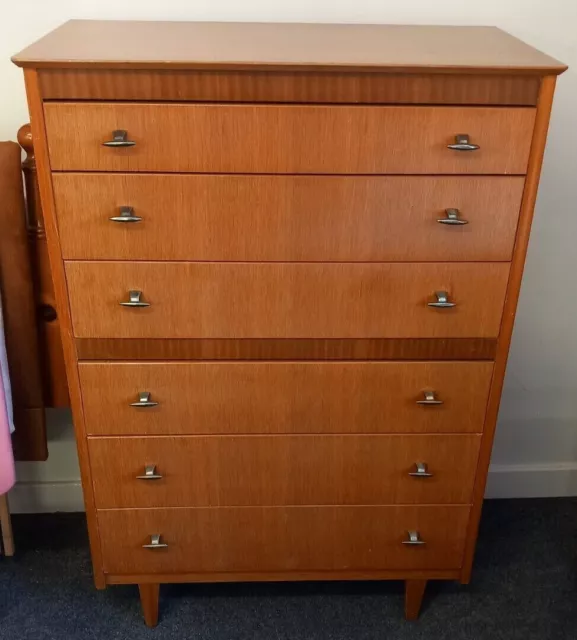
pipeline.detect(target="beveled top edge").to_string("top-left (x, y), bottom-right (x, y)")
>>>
top-left (12, 20), bottom-right (567, 75)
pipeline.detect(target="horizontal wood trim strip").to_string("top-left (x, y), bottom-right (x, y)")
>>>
top-left (76, 338), bottom-right (498, 361)
top-left (97, 505), bottom-right (471, 574)
top-left (105, 568), bottom-right (462, 584)
top-left (39, 69), bottom-right (541, 105)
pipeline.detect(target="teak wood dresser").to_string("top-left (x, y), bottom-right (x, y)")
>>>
top-left (13, 20), bottom-right (566, 626)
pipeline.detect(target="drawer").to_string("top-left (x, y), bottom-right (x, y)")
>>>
top-left (65, 262), bottom-right (509, 339)
top-left (97, 505), bottom-right (471, 574)
top-left (54, 174), bottom-right (524, 262)
top-left (44, 103), bottom-right (535, 174)
top-left (79, 361), bottom-right (493, 436)
top-left (88, 434), bottom-right (480, 508)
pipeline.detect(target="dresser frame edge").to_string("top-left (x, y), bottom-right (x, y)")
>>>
top-left (104, 568), bottom-right (462, 585)
top-left (23, 68), bottom-right (106, 589)
top-left (460, 74), bottom-right (558, 583)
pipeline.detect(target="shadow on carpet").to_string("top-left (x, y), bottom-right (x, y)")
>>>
top-left (1, 498), bottom-right (576, 639)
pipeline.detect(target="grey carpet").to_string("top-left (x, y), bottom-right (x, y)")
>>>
top-left (0, 498), bottom-right (576, 639)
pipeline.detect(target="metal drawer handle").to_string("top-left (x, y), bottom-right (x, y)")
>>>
top-left (416, 391), bottom-right (443, 406)
top-left (110, 206), bottom-right (142, 223)
top-left (136, 464), bottom-right (163, 481)
top-left (130, 392), bottom-right (159, 408)
top-left (402, 531), bottom-right (426, 546)
top-left (437, 208), bottom-right (469, 226)
top-left (142, 534), bottom-right (168, 550)
top-left (408, 462), bottom-right (434, 478)
top-left (427, 291), bottom-right (456, 309)
top-left (120, 290), bottom-right (150, 308)
top-left (447, 134), bottom-right (480, 151)
top-left (102, 129), bottom-right (136, 148)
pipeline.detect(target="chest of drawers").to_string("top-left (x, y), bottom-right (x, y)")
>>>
top-left (13, 20), bottom-right (566, 627)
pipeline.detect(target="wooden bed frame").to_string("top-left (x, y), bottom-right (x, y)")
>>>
top-left (0, 495), bottom-right (14, 555)
top-left (0, 125), bottom-right (69, 462)
top-left (0, 125), bottom-right (68, 553)
top-left (17, 124), bottom-right (69, 415)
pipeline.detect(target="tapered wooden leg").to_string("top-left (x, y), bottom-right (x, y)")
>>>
top-left (404, 579), bottom-right (427, 620)
top-left (138, 583), bottom-right (160, 627)
top-left (0, 495), bottom-right (15, 557)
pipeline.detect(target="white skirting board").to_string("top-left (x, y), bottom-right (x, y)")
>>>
top-left (10, 409), bottom-right (83, 513)
top-left (484, 462), bottom-right (577, 499)
top-left (6, 463), bottom-right (577, 512)
top-left (9, 480), bottom-right (84, 513)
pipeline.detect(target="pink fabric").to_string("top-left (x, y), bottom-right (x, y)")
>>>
top-left (0, 355), bottom-right (15, 494)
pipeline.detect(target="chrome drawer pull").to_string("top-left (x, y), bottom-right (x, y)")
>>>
top-left (402, 531), bottom-right (426, 546)
top-left (120, 290), bottom-right (150, 308)
top-left (102, 129), bottom-right (136, 147)
top-left (130, 392), bottom-right (159, 408)
top-left (427, 291), bottom-right (456, 309)
top-left (437, 208), bottom-right (468, 226)
top-left (447, 134), bottom-right (480, 151)
top-left (142, 534), bottom-right (168, 550)
top-left (136, 464), bottom-right (163, 481)
top-left (408, 462), bottom-right (434, 478)
top-left (109, 206), bottom-right (142, 223)
top-left (416, 391), bottom-right (443, 406)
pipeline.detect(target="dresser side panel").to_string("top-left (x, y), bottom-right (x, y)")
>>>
top-left (23, 69), bottom-right (105, 588)
top-left (461, 75), bottom-right (558, 581)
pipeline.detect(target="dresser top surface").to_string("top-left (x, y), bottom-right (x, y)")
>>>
top-left (12, 20), bottom-right (566, 74)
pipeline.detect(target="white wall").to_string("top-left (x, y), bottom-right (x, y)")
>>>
top-left (3, 1), bottom-right (577, 511)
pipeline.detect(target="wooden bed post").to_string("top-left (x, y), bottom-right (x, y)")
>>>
top-left (0, 494), bottom-right (15, 556)
top-left (18, 124), bottom-right (69, 410)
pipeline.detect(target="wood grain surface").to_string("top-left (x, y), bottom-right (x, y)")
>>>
top-left (37, 69), bottom-right (541, 105)
top-left (76, 338), bottom-right (497, 362)
top-left (79, 361), bottom-right (493, 436)
top-left (12, 21), bottom-right (566, 74)
top-left (65, 261), bottom-right (510, 339)
top-left (97, 505), bottom-right (471, 574)
top-left (88, 434), bottom-right (481, 508)
top-left (44, 103), bottom-right (535, 175)
top-left (54, 174), bottom-right (524, 262)
top-left (76, 338), bottom-right (498, 361)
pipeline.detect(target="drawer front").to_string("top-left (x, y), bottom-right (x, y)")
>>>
top-left (88, 434), bottom-right (481, 508)
top-left (54, 174), bottom-right (524, 262)
top-left (65, 262), bottom-right (509, 339)
top-left (98, 505), bottom-right (470, 574)
top-left (79, 361), bottom-right (493, 436)
top-left (44, 103), bottom-right (535, 174)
